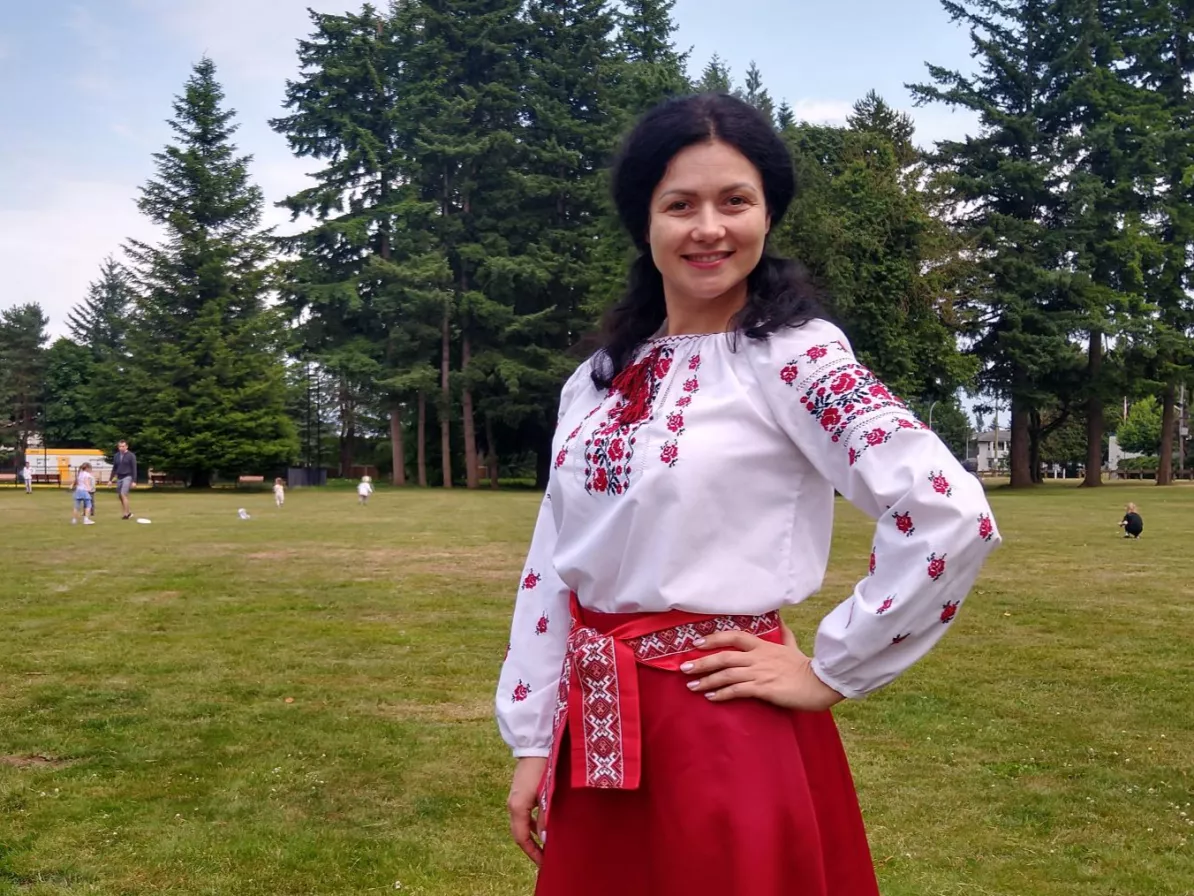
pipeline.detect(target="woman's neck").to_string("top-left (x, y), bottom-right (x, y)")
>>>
top-left (663, 283), bottom-right (748, 337)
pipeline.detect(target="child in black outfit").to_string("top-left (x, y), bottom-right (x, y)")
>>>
top-left (1119, 503), bottom-right (1144, 538)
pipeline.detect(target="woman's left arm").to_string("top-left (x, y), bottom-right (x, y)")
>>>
top-left (755, 321), bottom-right (1002, 699)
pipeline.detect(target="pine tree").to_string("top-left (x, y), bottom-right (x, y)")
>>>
top-left (696, 53), bottom-right (733, 93)
top-left (271, 5), bottom-right (449, 484)
top-left (774, 100), bottom-right (796, 133)
top-left (396, 0), bottom-right (529, 488)
top-left (1054, 0), bottom-right (1167, 487)
top-left (616, 0), bottom-right (690, 114)
top-left (848, 90), bottom-right (918, 167)
top-left (41, 338), bottom-right (97, 448)
top-left (0, 303), bottom-right (49, 461)
top-left (741, 61), bottom-right (775, 124)
top-left (910, 0), bottom-right (1079, 487)
top-left (67, 256), bottom-right (135, 358)
top-left (124, 58), bottom-right (296, 486)
top-left (1124, 0), bottom-right (1194, 482)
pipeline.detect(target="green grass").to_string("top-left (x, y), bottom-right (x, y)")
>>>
top-left (1, 482), bottom-right (1191, 895)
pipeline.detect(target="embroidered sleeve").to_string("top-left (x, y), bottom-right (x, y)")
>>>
top-left (756, 320), bottom-right (1002, 698)
top-left (494, 364), bottom-right (592, 757)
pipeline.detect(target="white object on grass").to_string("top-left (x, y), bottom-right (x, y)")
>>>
top-left (136, 518), bottom-right (152, 524)
top-left (237, 508), bottom-right (251, 520)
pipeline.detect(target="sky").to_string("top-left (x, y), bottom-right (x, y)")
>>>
top-left (0, 0), bottom-right (982, 338)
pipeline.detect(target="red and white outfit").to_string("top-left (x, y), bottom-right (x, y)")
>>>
top-left (496, 319), bottom-right (1001, 895)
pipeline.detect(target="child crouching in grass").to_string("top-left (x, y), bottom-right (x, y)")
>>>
top-left (1119, 502), bottom-right (1143, 538)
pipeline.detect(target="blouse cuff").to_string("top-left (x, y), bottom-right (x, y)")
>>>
top-left (512, 746), bottom-right (551, 759)
top-left (810, 656), bottom-right (868, 701)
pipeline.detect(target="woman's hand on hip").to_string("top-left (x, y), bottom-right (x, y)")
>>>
top-left (507, 756), bottom-right (547, 866)
top-left (680, 622), bottom-right (845, 712)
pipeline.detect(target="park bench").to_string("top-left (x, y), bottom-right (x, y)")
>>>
top-left (0, 473), bottom-right (16, 487)
top-left (236, 475), bottom-right (265, 488)
top-left (32, 474), bottom-right (61, 487)
top-left (149, 472), bottom-right (186, 487)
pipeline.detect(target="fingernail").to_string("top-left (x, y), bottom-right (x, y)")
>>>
top-left (704, 691), bottom-right (716, 700)
top-left (680, 662), bottom-right (694, 672)
top-left (687, 680), bottom-right (700, 690)
top-left (693, 637), bottom-right (705, 646)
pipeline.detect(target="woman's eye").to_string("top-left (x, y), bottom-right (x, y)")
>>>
top-left (668, 201), bottom-right (689, 211)
top-left (727, 196), bottom-right (747, 207)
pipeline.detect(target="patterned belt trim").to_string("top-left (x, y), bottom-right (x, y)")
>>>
top-left (538, 593), bottom-right (781, 826)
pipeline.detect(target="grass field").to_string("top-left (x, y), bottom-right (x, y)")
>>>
top-left (1, 481), bottom-right (1192, 895)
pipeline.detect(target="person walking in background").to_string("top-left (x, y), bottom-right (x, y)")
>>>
top-left (1119, 503), bottom-right (1144, 538)
top-left (71, 463), bottom-right (96, 526)
top-left (274, 477), bottom-right (286, 508)
top-left (357, 475), bottom-right (373, 506)
top-left (108, 439), bottom-right (137, 520)
top-left (22, 460), bottom-right (32, 493)
top-left (496, 93), bottom-right (1002, 896)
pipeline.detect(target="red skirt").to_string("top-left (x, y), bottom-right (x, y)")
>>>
top-left (535, 608), bottom-right (880, 896)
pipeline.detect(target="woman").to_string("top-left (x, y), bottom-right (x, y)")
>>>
top-left (496, 93), bottom-right (1001, 895)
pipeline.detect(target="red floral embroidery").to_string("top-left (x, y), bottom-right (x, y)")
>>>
top-left (793, 355), bottom-right (926, 464)
top-left (582, 346), bottom-right (673, 495)
top-left (927, 552), bottom-right (947, 580)
top-left (675, 395), bottom-right (692, 408)
top-left (535, 612), bottom-right (550, 636)
top-left (978, 513), bottom-right (994, 541)
top-left (554, 447), bottom-right (568, 469)
top-left (521, 570), bottom-right (541, 591)
top-left (893, 511), bottom-right (915, 537)
top-left (512, 680), bottom-right (531, 702)
top-left (928, 471), bottom-right (953, 496)
top-left (892, 632), bottom-right (910, 644)
top-left (660, 442), bottom-right (679, 467)
top-left (940, 601), bottom-right (959, 624)
top-left (689, 354), bottom-right (702, 371)
top-left (683, 377), bottom-right (699, 393)
top-left (592, 467), bottom-right (610, 492)
top-left (868, 548), bottom-right (876, 575)
top-left (877, 596), bottom-right (894, 615)
top-left (666, 411), bottom-right (685, 434)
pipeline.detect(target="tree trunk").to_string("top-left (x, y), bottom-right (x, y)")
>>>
top-left (1009, 397), bottom-right (1033, 488)
top-left (338, 377), bottom-right (355, 477)
top-left (390, 403), bottom-right (406, 487)
top-left (190, 469), bottom-right (212, 489)
top-left (417, 391), bottom-right (428, 487)
top-left (1081, 332), bottom-right (1103, 488)
top-left (462, 331), bottom-right (479, 489)
top-left (1157, 381), bottom-right (1176, 486)
top-left (1028, 410), bottom-right (1043, 484)
top-left (485, 415), bottom-right (499, 489)
top-left (440, 301), bottom-right (453, 488)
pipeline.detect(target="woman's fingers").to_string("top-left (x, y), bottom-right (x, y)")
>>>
top-left (686, 665), bottom-right (756, 693)
top-left (508, 801), bottom-right (544, 866)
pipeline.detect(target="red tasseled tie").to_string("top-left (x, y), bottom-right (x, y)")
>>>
top-left (611, 350), bottom-right (658, 426)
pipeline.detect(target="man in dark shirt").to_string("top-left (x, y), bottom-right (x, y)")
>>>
top-left (109, 439), bottom-right (137, 520)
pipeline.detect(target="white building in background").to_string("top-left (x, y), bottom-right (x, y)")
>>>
top-left (974, 428), bottom-right (1009, 472)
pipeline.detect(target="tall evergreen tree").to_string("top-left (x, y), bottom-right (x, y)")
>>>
top-left (41, 338), bottom-right (97, 448)
top-left (1054, 0), bottom-right (1167, 487)
top-left (910, 0), bottom-right (1079, 487)
top-left (271, 5), bottom-right (449, 484)
top-left (774, 100), bottom-right (796, 133)
top-left (0, 303), bottom-right (49, 461)
top-left (1125, 0), bottom-right (1194, 482)
top-left (396, 0), bottom-right (528, 489)
top-left (848, 90), bottom-right (918, 167)
top-left (124, 58), bottom-right (296, 486)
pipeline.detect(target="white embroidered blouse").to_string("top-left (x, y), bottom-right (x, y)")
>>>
top-left (496, 318), bottom-right (1001, 758)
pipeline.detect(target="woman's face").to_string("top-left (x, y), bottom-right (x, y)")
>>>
top-left (647, 138), bottom-right (770, 321)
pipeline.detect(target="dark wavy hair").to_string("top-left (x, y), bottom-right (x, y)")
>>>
top-left (592, 93), bottom-right (822, 390)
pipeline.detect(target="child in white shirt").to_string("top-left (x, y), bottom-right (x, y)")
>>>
top-left (274, 477), bottom-right (286, 507)
top-left (72, 464), bottom-right (96, 525)
top-left (357, 475), bottom-right (373, 505)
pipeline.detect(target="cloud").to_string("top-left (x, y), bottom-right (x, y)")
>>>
top-left (0, 176), bottom-right (160, 338)
top-left (792, 99), bottom-right (855, 126)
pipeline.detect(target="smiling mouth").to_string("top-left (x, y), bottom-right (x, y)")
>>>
top-left (683, 251), bottom-right (734, 265)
